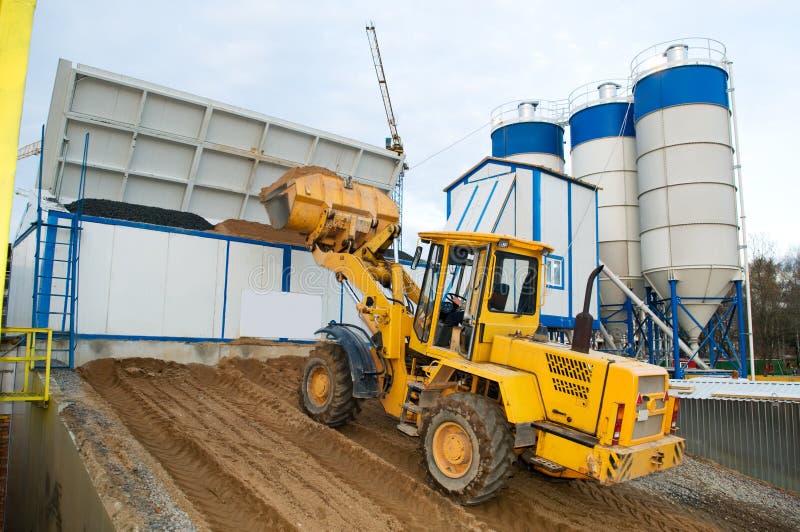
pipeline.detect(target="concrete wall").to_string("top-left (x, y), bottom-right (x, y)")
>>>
top-left (74, 338), bottom-right (314, 367)
top-left (6, 378), bottom-right (113, 531)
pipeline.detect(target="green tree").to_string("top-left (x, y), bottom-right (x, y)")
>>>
top-left (748, 235), bottom-right (783, 360)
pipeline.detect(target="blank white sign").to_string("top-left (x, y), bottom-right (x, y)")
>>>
top-left (239, 290), bottom-right (323, 340)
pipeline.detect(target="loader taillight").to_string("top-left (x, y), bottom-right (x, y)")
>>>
top-left (670, 397), bottom-right (681, 434)
top-left (612, 404), bottom-right (625, 445)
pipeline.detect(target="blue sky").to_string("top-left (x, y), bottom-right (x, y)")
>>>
top-left (13, 0), bottom-right (800, 255)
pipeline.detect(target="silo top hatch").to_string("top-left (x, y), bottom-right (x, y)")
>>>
top-left (630, 37), bottom-right (728, 82)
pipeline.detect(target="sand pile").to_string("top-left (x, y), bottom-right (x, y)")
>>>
top-left (76, 355), bottom-right (800, 531)
top-left (211, 219), bottom-right (307, 247)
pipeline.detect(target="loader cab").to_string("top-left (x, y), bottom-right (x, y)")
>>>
top-left (411, 232), bottom-right (552, 361)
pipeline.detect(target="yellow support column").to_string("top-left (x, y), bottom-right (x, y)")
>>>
top-left (0, 0), bottom-right (37, 312)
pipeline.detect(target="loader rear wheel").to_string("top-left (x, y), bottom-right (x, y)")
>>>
top-left (422, 392), bottom-right (515, 505)
top-left (300, 343), bottom-right (358, 427)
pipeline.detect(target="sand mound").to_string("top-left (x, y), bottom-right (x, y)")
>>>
top-left (211, 219), bottom-right (307, 247)
top-left (75, 355), bottom-right (800, 531)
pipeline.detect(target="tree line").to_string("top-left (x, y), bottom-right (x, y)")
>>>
top-left (748, 236), bottom-right (800, 367)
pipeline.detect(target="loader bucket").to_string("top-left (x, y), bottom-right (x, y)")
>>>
top-left (259, 166), bottom-right (399, 252)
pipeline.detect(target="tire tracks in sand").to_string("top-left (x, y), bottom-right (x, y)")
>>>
top-left (81, 358), bottom-right (484, 531)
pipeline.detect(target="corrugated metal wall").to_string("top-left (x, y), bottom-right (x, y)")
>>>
top-left (677, 398), bottom-right (800, 492)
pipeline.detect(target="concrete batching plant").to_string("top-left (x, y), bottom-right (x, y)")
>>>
top-left (450, 38), bottom-right (750, 377)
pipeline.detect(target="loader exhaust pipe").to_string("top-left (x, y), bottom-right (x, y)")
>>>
top-left (571, 265), bottom-right (604, 354)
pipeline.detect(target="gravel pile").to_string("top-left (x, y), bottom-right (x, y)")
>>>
top-left (633, 456), bottom-right (800, 531)
top-left (50, 368), bottom-right (197, 530)
top-left (65, 199), bottom-right (213, 231)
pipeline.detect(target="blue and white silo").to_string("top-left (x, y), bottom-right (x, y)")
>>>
top-left (632, 39), bottom-right (739, 352)
top-left (490, 100), bottom-right (566, 173)
top-left (568, 81), bottom-right (641, 344)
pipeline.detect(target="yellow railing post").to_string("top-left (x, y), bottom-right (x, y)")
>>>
top-left (0, 328), bottom-right (52, 403)
top-left (0, 0), bottom-right (37, 314)
top-left (22, 331), bottom-right (31, 393)
top-left (43, 330), bottom-right (51, 400)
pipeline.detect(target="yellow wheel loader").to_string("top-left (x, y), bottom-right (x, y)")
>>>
top-left (261, 167), bottom-right (685, 504)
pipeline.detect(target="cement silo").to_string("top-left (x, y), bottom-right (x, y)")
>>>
top-left (568, 81), bottom-right (641, 347)
top-left (631, 39), bottom-right (739, 352)
top-left (490, 100), bottom-right (567, 173)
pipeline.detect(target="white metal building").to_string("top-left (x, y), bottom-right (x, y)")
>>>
top-left (42, 59), bottom-right (403, 221)
top-left (7, 60), bottom-right (407, 367)
top-left (443, 157), bottom-right (599, 330)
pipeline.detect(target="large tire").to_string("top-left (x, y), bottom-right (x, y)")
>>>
top-left (300, 343), bottom-right (359, 427)
top-left (422, 392), bottom-right (515, 505)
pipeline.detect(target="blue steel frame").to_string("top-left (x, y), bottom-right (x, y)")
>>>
top-left (600, 280), bottom-right (748, 379)
top-left (598, 298), bottom-right (648, 358)
top-left (648, 279), bottom-right (746, 379)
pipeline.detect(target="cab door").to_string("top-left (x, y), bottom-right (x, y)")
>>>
top-left (470, 248), bottom-right (543, 361)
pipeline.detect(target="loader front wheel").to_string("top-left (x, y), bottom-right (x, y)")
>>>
top-left (423, 393), bottom-right (515, 505)
top-left (300, 343), bottom-right (358, 427)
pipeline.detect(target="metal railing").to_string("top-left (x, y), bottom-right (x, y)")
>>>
top-left (490, 98), bottom-right (569, 130)
top-left (568, 79), bottom-right (632, 116)
top-left (630, 37), bottom-right (728, 82)
top-left (0, 328), bottom-right (53, 403)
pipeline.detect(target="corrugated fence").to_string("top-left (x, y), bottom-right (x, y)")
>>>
top-left (677, 398), bottom-right (800, 492)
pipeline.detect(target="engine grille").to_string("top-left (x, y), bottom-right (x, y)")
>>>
top-left (547, 353), bottom-right (593, 400)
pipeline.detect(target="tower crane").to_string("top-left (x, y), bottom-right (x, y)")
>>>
top-left (366, 22), bottom-right (406, 250)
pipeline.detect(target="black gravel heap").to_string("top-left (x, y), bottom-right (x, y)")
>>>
top-left (64, 198), bottom-right (214, 231)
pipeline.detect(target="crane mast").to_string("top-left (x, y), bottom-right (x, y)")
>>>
top-left (366, 22), bottom-right (405, 251)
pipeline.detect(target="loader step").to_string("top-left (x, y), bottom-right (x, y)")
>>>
top-left (406, 380), bottom-right (424, 392)
top-left (527, 455), bottom-right (565, 473)
top-left (396, 423), bottom-right (419, 437)
top-left (402, 402), bottom-right (422, 414)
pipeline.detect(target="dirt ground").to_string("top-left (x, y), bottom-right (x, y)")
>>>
top-left (77, 356), bottom-right (800, 532)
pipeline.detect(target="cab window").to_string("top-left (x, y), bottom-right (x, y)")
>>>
top-left (414, 244), bottom-right (443, 342)
top-left (488, 251), bottom-right (538, 315)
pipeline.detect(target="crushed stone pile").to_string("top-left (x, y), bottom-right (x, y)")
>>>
top-left (65, 199), bottom-right (213, 231)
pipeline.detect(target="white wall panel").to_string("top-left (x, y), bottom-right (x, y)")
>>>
top-left (514, 169), bottom-right (533, 240)
top-left (240, 291), bottom-right (322, 340)
top-left (162, 234), bottom-right (224, 337)
top-left (7, 234), bottom-right (35, 328)
top-left (539, 175), bottom-right (569, 318)
top-left (106, 227), bottom-right (169, 335)
top-left (206, 111), bottom-right (264, 150)
top-left (42, 59), bottom-right (403, 223)
top-left (225, 242), bottom-right (284, 337)
top-left (70, 76), bottom-right (141, 124)
top-left (123, 176), bottom-right (185, 210)
top-left (570, 185), bottom-right (599, 316)
top-left (444, 172), bottom-right (514, 232)
top-left (141, 93), bottom-right (205, 138)
top-left (76, 222), bottom-right (115, 334)
top-left (290, 250), bottom-right (340, 327)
